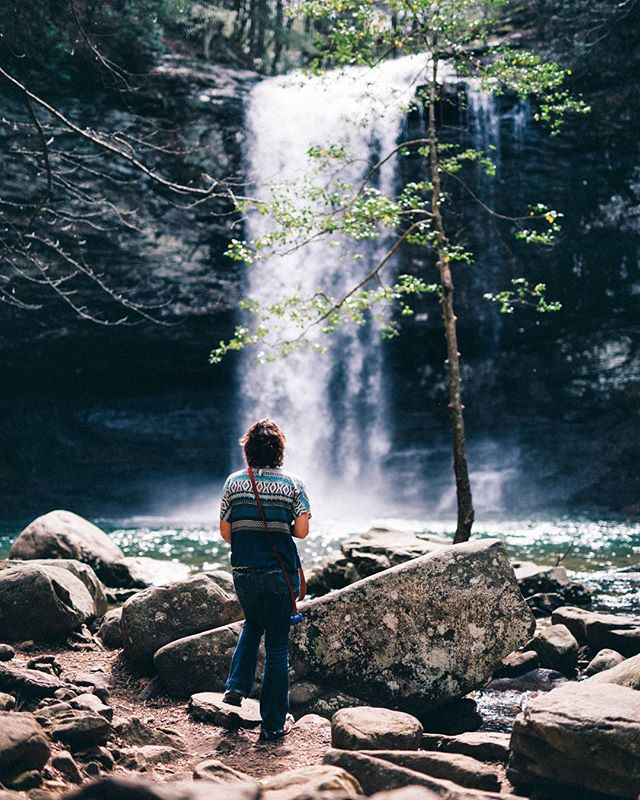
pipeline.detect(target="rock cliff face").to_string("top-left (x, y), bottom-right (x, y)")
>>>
top-left (0, 42), bottom-right (639, 518)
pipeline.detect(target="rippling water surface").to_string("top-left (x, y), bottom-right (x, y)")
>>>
top-left (1, 513), bottom-right (639, 612)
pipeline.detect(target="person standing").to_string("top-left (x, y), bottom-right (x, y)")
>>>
top-left (219, 418), bottom-right (310, 742)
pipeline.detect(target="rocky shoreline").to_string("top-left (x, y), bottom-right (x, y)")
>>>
top-left (0, 511), bottom-right (639, 800)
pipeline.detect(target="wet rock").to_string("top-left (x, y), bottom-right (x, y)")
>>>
top-left (584, 611), bottom-right (640, 656)
top-left (0, 645), bottom-right (15, 662)
top-left (525, 624), bottom-right (579, 674)
top-left (550, 606), bottom-right (592, 644)
top-left (362, 751), bottom-right (501, 792)
top-left (0, 563), bottom-right (99, 641)
top-left (0, 711), bottom-right (50, 786)
top-left (488, 667), bottom-right (568, 692)
top-left (587, 650), bottom-right (640, 689)
top-left (188, 692), bottom-right (262, 729)
top-left (96, 609), bottom-right (123, 649)
top-left (492, 650), bottom-right (539, 678)
top-left (121, 573), bottom-right (241, 665)
top-left (36, 704), bottom-right (111, 749)
top-left (331, 707), bottom-right (423, 751)
top-left (62, 774), bottom-right (260, 800)
top-left (583, 648), bottom-right (625, 675)
top-left (69, 692), bottom-right (113, 721)
top-left (508, 681), bottom-right (640, 798)
top-left (260, 764), bottom-right (362, 799)
top-left (420, 698), bottom-right (481, 735)
top-left (193, 758), bottom-right (252, 783)
top-left (8, 511), bottom-right (137, 588)
top-left (324, 749), bottom-right (504, 798)
top-left (117, 557), bottom-right (190, 589)
top-left (51, 751), bottom-right (82, 784)
top-left (526, 593), bottom-right (565, 617)
top-left (420, 732), bottom-right (511, 763)
top-left (0, 692), bottom-right (15, 711)
top-left (157, 540), bottom-right (535, 714)
top-left (0, 662), bottom-right (72, 700)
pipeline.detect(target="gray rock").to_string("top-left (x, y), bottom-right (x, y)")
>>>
top-left (0, 559), bottom-right (108, 616)
top-left (96, 608), bottom-right (123, 649)
top-left (62, 774), bottom-right (261, 800)
top-left (508, 681), bottom-right (640, 797)
top-left (121, 572), bottom-right (241, 664)
top-left (193, 758), bottom-right (252, 783)
top-left (0, 563), bottom-right (98, 641)
top-left (550, 606), bottom-right (592, 644)
top-left (583, 648), bottom-right (626, 676)
top-left (331, 707), bottom-right (423, 751)
top-left (188, 692), bottom-right (261, 729)
top-left (52, 751), bottom-right (83, 784)
top-left (492, 650), bottom-right (539, 678)
top-left (8, 511), bottom-right (135, 588)
top-left (587, 650), bottom-right (640, 689)
top-left (157, 540), bottom-right (534, 713)
top-left (324, 749), bottom-right (505, 798)
top-left (362, 751), bottom-right (501, 792)
top-left (420, 732), bottom-right (511, 763)
top-left (525, 624), bottom-right (578, 674)
top-left (36, 704), bottom-right (111, 749)
top-left (0, 645), bottom-right (15, 662)
top-left (112, 716), bottom-right (184, 749)
top-left (260, 764), bottom-right (362, 799)
top-left (488, 667), bottom-right (568, 692)
top-left (0, 711), bottom-right (50, 784)
top-left (69, 693), bottom-right (113, 721)
top-left (0, 662), bottom-right (72, 699)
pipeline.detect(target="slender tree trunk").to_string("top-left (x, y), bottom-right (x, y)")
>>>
top-left (427, 55), bottom-right (475, 543)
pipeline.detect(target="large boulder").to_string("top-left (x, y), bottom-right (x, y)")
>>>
top-left (9, 511), bottom-right (138, 588)
top-left (508, 681), bottom-right (640, 798)
top-left (0, 563), bottom-right (99, 641)
top-left (121, 572), bottom-right (241, 664)
top-left (308, 528), bottom-right (451, 596)
top-left (0, 711), bottom-right (50, 787)
top-left (156, 540), bottom-right (535, 713)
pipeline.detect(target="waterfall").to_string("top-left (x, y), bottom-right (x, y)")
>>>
top-left (239, 56), bottom-right (434, 510)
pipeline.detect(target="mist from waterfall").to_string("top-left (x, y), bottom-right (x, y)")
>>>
top-left (239, 55), bottom-right (436, 512)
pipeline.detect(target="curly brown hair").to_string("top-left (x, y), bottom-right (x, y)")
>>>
top-left (240, 418), bottom-right (286, 468)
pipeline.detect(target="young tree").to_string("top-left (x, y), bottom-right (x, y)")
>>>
top-left (211, 0), bottom-right (589, 542)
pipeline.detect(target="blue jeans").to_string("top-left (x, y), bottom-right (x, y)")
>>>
top-left (225, 567), bottom-right (300, 733)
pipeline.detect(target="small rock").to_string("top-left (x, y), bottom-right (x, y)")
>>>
top-left (526, 593), bottom-right (565, 617)
top-left (37, 705), bottom-right (111, 750)
top-left (0, 663), bottom-right (71, 700)
top-left (513, 562), bottom-right (570, 596)
top-left (583, 648), bottom-right (625, 676)
top-left (331, 707), bottom-right (423, 751)
top-left (0, 646), bottom-right (15, 662)
top-left (71, 671), bottom-right (114, 702)
top-left (119, 746), bottom-right (182, 769)
top-left (83, 762), bottom-right (101, 778)
top-left (0, 693), bottom-right (16, 711)
top-left (526, 624), bottom-right (579, 674)
top-left (293, 714), bottom-right (331, 735)
top-left (492, 650), bottom-right (539, 678)
top-left (420, 698), bottom-right (481, 735)
top-left (96, 609), bottom-right (123, 649)
top-left (563, 581), bottom-right (592, 606)
top-left (550, 606), bottom-right (591, 644)
top-left (488, 667), bottom-right (568, 692)
top-left (54, 688), bottom-right (79, 702)
top-left (420, 731), bottom-right (511, 763)
top-left (51, 751), bottom-right (82, 784)
top-left (63, 774), bottom-right (261, 800)
top-left (260, 764), bottom-right (362, 800)
top-left (368, 789), bottom-right (442, 800)
top-left (289, 680), bottom-right (323, 706)
top-left (585, 612), bottom-right (640, 655)
top-left (5, 769), bottom-right (43, 790)
top-left (188, 692), bottom-right (262, 729)
top-left (587, 650), bottom-right (640, 689)
top-left (137, 676), bottom-right (164, 701)
top-left (27, 656), bottom-right (62, 678)
top-left (193, 758), bottom-right (252, 783)
top-left (70, 693), bottom-right (113, 721)
top-left (112, 716), bottom-right (184, 749)
top-left (74, 746), bottom-right (114, 770)
top-left (0, 711), bottom-right (50, 786)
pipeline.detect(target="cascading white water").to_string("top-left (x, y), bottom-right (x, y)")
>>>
top-left (239, 55), bottom-right (437, 510)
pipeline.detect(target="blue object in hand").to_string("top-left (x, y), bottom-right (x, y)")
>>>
top-left (290, 612), bottom-right (305, 624)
